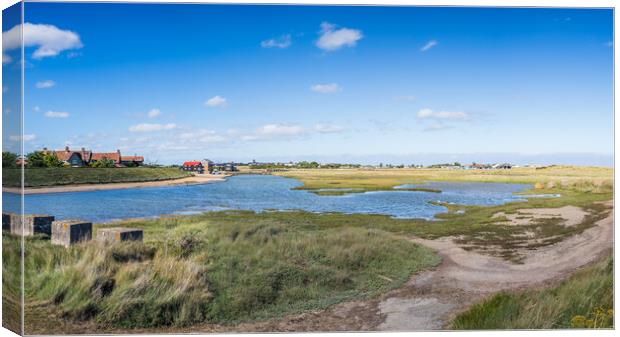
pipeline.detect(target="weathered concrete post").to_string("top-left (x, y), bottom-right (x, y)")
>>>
top-left (2, 213), bottom-right (10, 232)
top-left (96, 227), bottom-right (143, 243)
top-left (9, 214), bottom-right (55, 236)
top-left (51, 220), bottom-right (93, 247)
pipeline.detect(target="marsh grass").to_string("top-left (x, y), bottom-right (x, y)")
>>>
top-left (451, 253), bottom-right (613, 329)
top-left (9, 215), bottom-right (439, 330)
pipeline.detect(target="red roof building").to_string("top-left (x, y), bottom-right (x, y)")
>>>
top-left (41, 147), bottom-right (144, 167)
top-left (181, 161), bottom-right (204, 173)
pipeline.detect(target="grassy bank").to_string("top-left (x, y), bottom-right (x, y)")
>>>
top-left (6, 211), bottom-right (439, 332)
top-left (451, 252), bottom-right (613, 329)
top-left (2, 167), bottom-right (191, 188)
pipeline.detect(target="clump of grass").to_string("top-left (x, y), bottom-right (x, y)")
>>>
top-left (451, 253), bottom-right (613, 329)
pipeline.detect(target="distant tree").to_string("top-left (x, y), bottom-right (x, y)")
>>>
top-left (90, 157), bottom-right (116, 168)
top-left (297, 161), bottom-right (319, 169)
top-left (43, 153), bottom-right (64, 168)
top-left (26, 151), bottom-right (47, 168)
top-left (2, 151), bottom-right (17, 168)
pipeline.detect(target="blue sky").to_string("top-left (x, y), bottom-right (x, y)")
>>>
top-left (3, 3), bottom-right (614, 165)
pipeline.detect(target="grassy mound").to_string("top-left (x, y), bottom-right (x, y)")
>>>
top-left (451, 253), bottom-right (613, 329)
top-left (3, 167), bottom-right (191, 188)
top-left (8, 212), bottom-right (439, 330)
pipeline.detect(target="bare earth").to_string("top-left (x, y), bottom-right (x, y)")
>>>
top-left (493, 205), bottom-right (588, 227)
top-left (3, 174), bottom-right (228, 195)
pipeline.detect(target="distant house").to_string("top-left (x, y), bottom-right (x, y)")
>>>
top-left (212, 162), bottom-right (238, 172)
top-left (15, 156), bottom-right (27, 166)
top-left (42, 147), bottom-right (144, 167)
top-left (182, 161), bottom-right (204, 174)
top-left (469, 162), bottom-right (492, 170)
top-left (493, 163), bottom-right (513, 169)
top-left (202, 159), bottom-right (214, 173)
top-left (121, 155), bottom-right (145, 167)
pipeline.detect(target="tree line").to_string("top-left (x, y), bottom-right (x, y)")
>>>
top-left (2, 151), bottom-right (117, 168)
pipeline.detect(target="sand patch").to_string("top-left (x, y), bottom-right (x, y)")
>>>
top-left (493, 205), bottom-right (588, 227)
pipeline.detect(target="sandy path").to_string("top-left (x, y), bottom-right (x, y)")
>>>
top-left (230, 201), bottom-right (614, 332)
top-left (3, 174), bottom-right (228, 195)
top-left (377, 202), bottom-right (613, 330)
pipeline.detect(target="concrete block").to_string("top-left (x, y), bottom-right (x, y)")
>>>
top-left (10, 214), bottom-right (55, 236)
top-left (96, 227), bottom-right (143, 243)
top-left (2, 213), bottom-right (11, 232)
top-left (51, 220), bottom-right (92, 247)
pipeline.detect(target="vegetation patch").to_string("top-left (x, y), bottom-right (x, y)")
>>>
top-left (451, 253), bottom-right (613, 329)
top-left (7, 213), bottom-right (439, 331)
top-left (3, 167), bottom-right (191, 188)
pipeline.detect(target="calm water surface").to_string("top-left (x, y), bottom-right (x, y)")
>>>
top-left (3, 175), bottom-right (532, 223)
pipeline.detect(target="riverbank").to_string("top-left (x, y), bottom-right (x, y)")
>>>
top-left (2, 167), bottom-right (193, 189)
top-left (3, 173), bottom-right (228, 195)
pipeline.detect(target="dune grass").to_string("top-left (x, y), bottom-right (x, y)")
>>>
top-left (3, 167), bottom-right (191, 188)
top-left (451, 252), bottom-right (613, 329)
top-left (5, 212), bottom-right (440, 331)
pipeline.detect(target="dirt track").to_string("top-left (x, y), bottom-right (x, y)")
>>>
top-left (236, 201), bottom-right (614, 332)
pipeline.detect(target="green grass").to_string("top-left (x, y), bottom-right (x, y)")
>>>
top-left (5, 212), bottom-right (440, 331)
top-left (274, 166), bottom-right (613, 193)
top-left (2, 167), bottom-right (191, 188)
top-left (451, 252), bottom-right (613, 329)
top-left (302, 187), bottom-right (442, 196)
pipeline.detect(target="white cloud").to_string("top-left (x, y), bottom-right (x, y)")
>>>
top-left (261, 34), bottom-right (292, 48)
top-left (129, 123), bottom-right (177, 132)
top-left (310, 83), bottom-right (341, 93)
top-left (257, 123), bottom-right (305, 136)
top-left (316, 22), bottom-right (363, 51)
top-left (314, 123), bottom-right (344, 133)
top-left (417, 108), bottom-right (468, 120)
top-left (2, 53), bottom-right (12, 64)
top-left (2, 23), bottom-right (82, 61)
top-left (204, 95), bottom-right (228, 108)
top-left (421, 40), bottom-right (438, 52)
top-left (178, 129), bottom-right (226, 143)
top-left (9, 134), bottom-right (36, 142)
top-left (44, 110), bottom-right (69, 118)
top-left (33, 106), bottom-right (40, 112)
top-left (147, 108), bottom-right (161, 118)
top-left (36, 80), bottom-right (56, 89)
